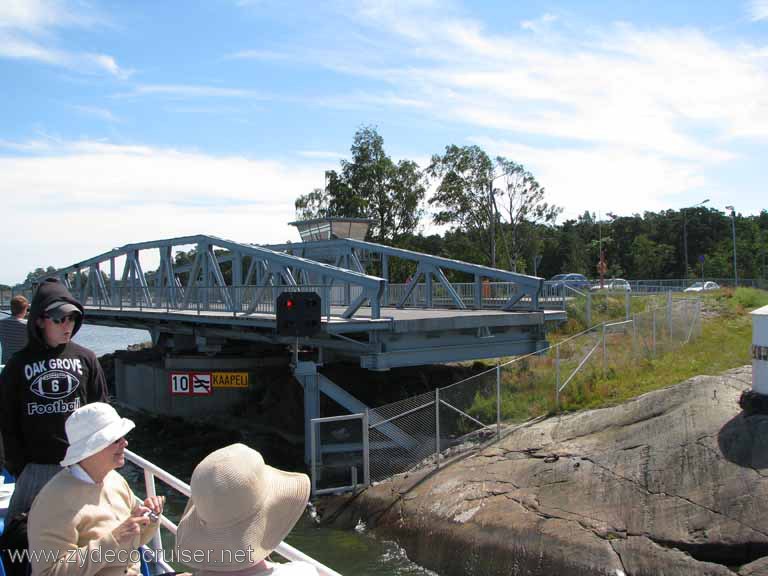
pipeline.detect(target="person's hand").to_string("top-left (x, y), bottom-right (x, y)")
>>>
top-left (112, 506), bottom-right (151, 545)
top-left (143, 495), bottom-right (165, 520)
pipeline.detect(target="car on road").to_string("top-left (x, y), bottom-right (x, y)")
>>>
top-left (683, 281), bottom-right (720, 293)
top-left (549, 273), bottom-right (591, 290)
top-left (591, 278), bottom-right (631, 292)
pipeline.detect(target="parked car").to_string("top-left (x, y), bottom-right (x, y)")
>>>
top-left (550, 273), bottom-right (591, 290)
top-left (684, 281), bottom-right (720, 293)
top-left (591, 278), bottom-right (631, 292)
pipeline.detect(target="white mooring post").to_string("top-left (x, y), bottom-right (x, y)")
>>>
top-left (753, 305), bottom-right (768, 394)
top-left (740, 305), bottom-right (768, 414)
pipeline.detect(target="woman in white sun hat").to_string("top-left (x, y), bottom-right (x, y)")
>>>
top-left (175, 443), bottom-right (317, 575)
top-left (28, 403), bottom-right (164, 576)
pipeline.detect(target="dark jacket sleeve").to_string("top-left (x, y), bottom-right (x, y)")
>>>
top-left (86, 355), bottom-right (109, 403)
top-left (0, 363), bottom-right (25, 476)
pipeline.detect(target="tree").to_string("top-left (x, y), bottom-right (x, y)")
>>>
top-left (25, 266), bottom-right (57, 285)
top-left (294, 126), bottom-right (426, 243)
top-left (427, 145), bottom-right (495, 264)
top-left (428, 145), bottom-right (560, 271)
top-left (494, 157), bottom-right (562, 272)
top-left (631, 235), bottom-right (675, 279)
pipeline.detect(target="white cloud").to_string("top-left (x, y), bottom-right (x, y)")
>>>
top-left (521, 13), bottom-right (558, 33)
top-left (0, 33), bottom-right (65, 64)
top-left (129, 84), bottom-right (269, 99)
top-left (472, 137), bottom-right (709, 220)
top-left (0, 142), bottom-right (327, 284)
top-left (282, 4), bottom-right (766, 219)
top-left (0, 1), bottom-right (125, 78)
top-left (0, 32), bottom-right (131, 77)
top-left (0, 0), bottom-right (76, 31)
top-left (750, 0), bottom-right (768, 21)
top-left (72, 105), bottom-right (121, 123)
top-left (297, 150), bottom-right (346, 160)
top-left (336, 5), bottom-right (768, 149)
top-left (225, 49), bottom-right (293, 61)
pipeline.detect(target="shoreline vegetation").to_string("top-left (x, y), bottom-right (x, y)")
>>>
top-left (466, 287), bottom-right (767, 423)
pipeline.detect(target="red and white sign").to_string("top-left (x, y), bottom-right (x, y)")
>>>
top-left (169, 372), bottom-right (213, 396)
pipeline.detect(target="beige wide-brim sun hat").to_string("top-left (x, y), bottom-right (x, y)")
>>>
top-left (60, 402), bottom-right (135, 466)
top-left (175, 443), bottom-right (310, 572)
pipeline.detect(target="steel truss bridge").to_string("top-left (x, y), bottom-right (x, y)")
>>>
top-left (19, 234), bottom-right (564, 370)
top-left (11, 233), bottom-right (569, 462)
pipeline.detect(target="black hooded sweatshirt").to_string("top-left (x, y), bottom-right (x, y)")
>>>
top-left (0, 278), bottom-right (108, 475)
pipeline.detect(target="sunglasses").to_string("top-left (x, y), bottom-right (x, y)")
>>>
top-left (45, 314), bottom-right (78, 325)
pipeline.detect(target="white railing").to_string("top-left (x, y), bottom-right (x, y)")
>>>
top-left (125, 450), bottom-right (343, 576)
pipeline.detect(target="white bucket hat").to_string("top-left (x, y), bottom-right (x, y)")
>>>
top-left (60, 402), bottom-right (135, 466)
top-left (175, 443), bottom-right (310, 572)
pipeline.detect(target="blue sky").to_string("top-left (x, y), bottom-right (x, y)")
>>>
top-left (1, 0), bottom-right (766, 284)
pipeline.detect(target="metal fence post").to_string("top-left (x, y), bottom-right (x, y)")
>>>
top-left (625, 290), bottom-right (631, 320)
top-left (363, 410), bottom-right (370, 487)
top-left (602, 323), bottom-right (607, 377)
top-left (666, 290), bottom-right (673, 340)
top-left (310, 419), bottom-right (317, 496)
top-left (586, 291), bottom-right (592, 326)
top-left (496, 364), bottom-right (501, 439)
top-left (697, 299), bottom-right (702, 338)
top-left (435, 387), bottom-right (440, 469)
top-left (555, 344), bottom-right (561, 411)
top-left (652, 308), bottom-right (657, 357)
top-left (632, 314), bottom-right (637, 358)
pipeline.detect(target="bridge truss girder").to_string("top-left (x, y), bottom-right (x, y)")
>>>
top-left (266, 237), bottom-right (543, 310)
top-left (43, 234), bottom-right (386, 319)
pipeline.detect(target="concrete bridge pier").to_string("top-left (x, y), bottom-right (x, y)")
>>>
top-left (293, 361), bottom-right (321, 463)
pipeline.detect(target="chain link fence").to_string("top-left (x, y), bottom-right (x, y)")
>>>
top-left (351, 296), bottom-right (703, 486)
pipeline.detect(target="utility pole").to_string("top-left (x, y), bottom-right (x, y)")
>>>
top-left (726, 205), bottom-right (738, 287)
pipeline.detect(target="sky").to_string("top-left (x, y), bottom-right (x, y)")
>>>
top-left (1, 0), bottom-right (767, 284)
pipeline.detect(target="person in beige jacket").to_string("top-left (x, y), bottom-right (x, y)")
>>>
top-left (28, 403), bottom-right (164, 576)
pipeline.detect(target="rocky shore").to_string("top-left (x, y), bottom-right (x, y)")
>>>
top-left (321, 366), bottom-right (768, 576)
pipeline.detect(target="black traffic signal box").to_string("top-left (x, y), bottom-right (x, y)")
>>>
top-left (276, 292), bottom-right (321, 337)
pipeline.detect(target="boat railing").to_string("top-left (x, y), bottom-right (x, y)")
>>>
top-left (125, 449), bottom-right (342, 576)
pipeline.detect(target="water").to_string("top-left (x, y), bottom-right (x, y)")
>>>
top-left (73, 324), bottom-right (152, 356)
top-left (83, 324), bottom-right (438, 576)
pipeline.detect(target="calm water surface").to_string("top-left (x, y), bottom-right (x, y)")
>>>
top-left (79, 324), bottom-right (438, 576)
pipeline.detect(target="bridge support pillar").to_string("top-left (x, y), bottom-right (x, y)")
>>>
top-left (293, 361), bottom-right (321, 463)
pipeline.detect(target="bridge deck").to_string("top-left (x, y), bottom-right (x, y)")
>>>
top-left (83, 305), bottom-right (565, 333)
top-left (81, 305), bottom-right (565, 369)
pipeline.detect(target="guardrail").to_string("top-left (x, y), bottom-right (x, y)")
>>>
top-left (125, 449), bottom-right (343, 576)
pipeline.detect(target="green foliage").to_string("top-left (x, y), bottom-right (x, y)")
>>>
top-left (709, 286), bottom-right (768, 315)
top-left (466, 294), bottom-right (761, 423)
top-left (25, 265), bottom-right (58, 284)
top-left (426, 146), bottom-right (561, 270)
top-left (293, 133), bottom-right (768, 280)
top-left (294, 126), bottom-right (426, 243)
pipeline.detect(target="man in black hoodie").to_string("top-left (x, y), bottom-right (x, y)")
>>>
top-left (0, 277), bottom-right (108, 518)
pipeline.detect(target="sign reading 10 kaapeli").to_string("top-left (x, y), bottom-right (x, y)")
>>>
top-left (169, 372), bottom-right (249, 395)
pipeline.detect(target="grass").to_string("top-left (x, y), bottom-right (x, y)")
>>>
top-left (465, 287), bottom-right (766, 425)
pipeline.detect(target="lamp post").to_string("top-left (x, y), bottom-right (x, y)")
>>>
top-left (682, 199), bottom-right (709, 280)
top-left (725, 205), bottom-right (737, 287)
